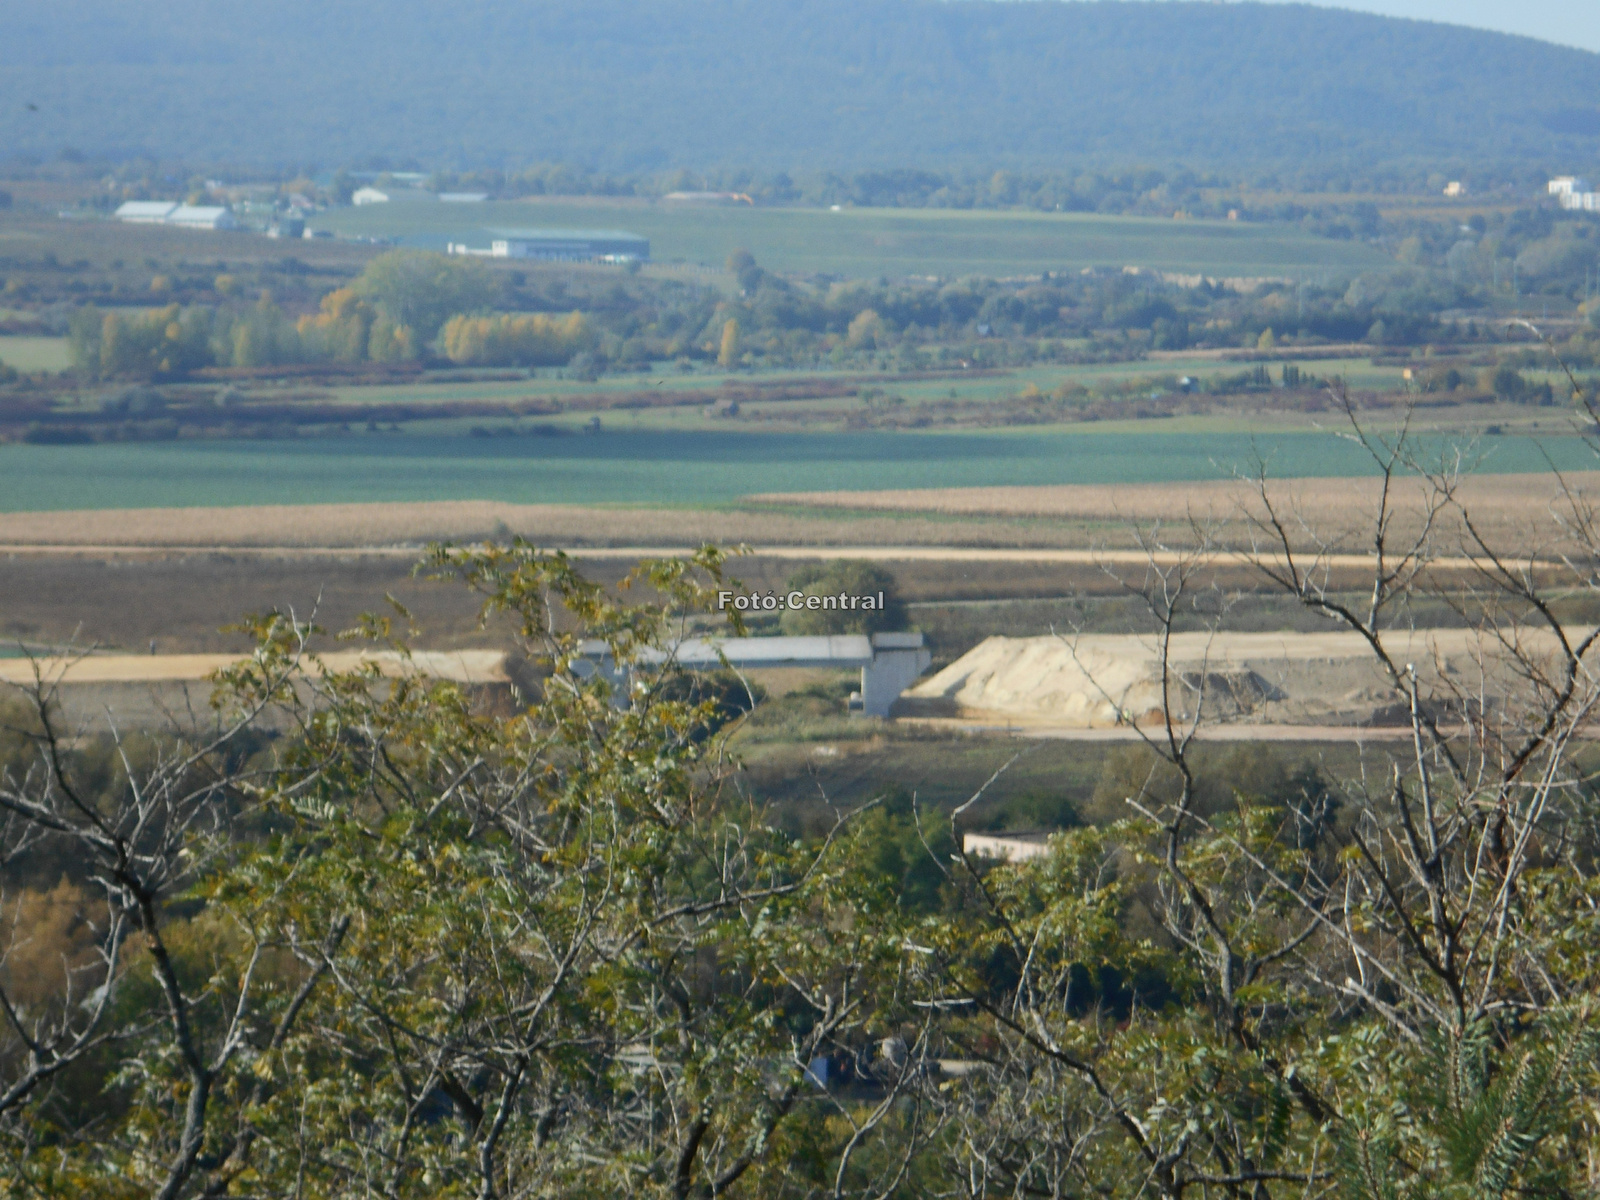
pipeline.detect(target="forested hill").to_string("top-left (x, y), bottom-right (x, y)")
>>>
top-left (4, 0), bottom-right (1599, 171)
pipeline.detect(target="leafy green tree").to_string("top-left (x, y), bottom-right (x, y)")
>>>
top-left (1480, 360), bottom-right (1554, 405)
top-left (220, 295), bottom-right (302, 367)
top-left (726, 248), bottom-right (763, 293)
top-left (0, 545), bottom-right (914, 1199)
top-left (778, 560), bottom-right (907, 635)
top-left (353, 249), bottom-right (498, 345)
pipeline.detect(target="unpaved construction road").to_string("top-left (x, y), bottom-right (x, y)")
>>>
top-left (0, 649), bottom-right (508, 686)
top-left (903, 718), bottom-right (1419, 743)
top-left (0, 544), bottom-right (1540, 573)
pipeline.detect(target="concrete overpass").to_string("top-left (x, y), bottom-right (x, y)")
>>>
top-left (574, 633), bottom-right (931, 717)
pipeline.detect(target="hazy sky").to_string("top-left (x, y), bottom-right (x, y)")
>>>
top-left (1255, 0), bottom-right (1600, 54)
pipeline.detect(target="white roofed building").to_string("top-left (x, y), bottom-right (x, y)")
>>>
top-left (352, 187), bottom-right (390, 205)
top-left (1550, 177), bottom-right (1599, 210)
top-left (452, 228), bottom-right (650, 261)
top-left (962, 832), bottom-right (1054, 863)
top-left (165, 205), bottom-right (238, 230)
top-left (115, 201), bottom-right (178, 223)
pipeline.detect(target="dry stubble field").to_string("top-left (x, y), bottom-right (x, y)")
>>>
top-left (751, 471), bottom-right (1600, 557)
top-left (1, 471), bottom-right (1592, 556)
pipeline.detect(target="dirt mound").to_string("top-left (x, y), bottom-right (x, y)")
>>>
top-left (900, 628), bottom-right (1573, 729)
top-left (903, 634), bottom-right (1285, 726)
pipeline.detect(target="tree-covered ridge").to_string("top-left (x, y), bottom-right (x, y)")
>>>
top-left (3, 0), bottom-right (1599, 169)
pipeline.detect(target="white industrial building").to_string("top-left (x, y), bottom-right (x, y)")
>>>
top-left (114, 201), bottom-right (179, 223)
top-left (114, 200), bottom-right (238, 230)
top-left (447, 228), bottom-right (649, 262)
top-left (166, 205), bottom-right (238, 230)
top-left (353, 186), bottom-right (466, 205)
top-left (1550, 176), bottom-right (1600, 211)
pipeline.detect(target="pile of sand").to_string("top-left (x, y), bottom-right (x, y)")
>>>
top-left (900, 628), bottom-right (1573, 729)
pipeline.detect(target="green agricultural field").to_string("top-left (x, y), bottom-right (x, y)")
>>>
top-left (0, 426), bottom-right (1588, 513)
top-left (310, 199), bottom-right (1394, 281)
top-left (0, 336), bottom-right (71, 372)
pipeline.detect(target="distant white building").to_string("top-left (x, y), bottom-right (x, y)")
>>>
top-left (1550, 177), bottom-right (1599, 210)
top-left (1443, 181), bottom-right (1466, 197)
top-left (448, 230), bottom-right (650, 261)
top-left (439, 192), bottom-right (488, 203)
top-left (962, 832), bottom-right (1053, 863)
top-left (352, 186), bottom-right (444, 206)
top-left (165, 205), bottom-right (238, 230)
top-left (663, 191), bottom-right (753, 205)
top-left (115, 201), bottom-right (178, 223)
top-left (114, 200), bottom-right (236, 230)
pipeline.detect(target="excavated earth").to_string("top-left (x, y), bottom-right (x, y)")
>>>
top-left (898, 628), bottom-right (1581, 731)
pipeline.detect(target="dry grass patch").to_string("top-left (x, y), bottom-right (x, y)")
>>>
top-left (0, 501), bottom-right (1152, 551)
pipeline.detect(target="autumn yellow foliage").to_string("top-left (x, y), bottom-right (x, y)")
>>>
top-left (718, 317), bottom-right (741, 367)
top-left (441, 311), bottom-right (591, 366)
top-left (296, 287), bottom-right (378, 362)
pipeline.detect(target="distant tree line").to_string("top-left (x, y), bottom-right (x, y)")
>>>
top-left (65, 251), bottom-right (593, 375)
top-left (37, 225), bottom-right (1600, 387)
